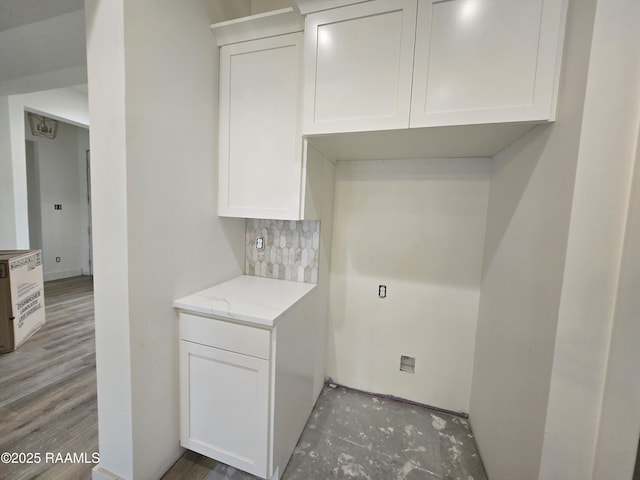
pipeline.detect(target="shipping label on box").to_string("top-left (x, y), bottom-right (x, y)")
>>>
top-left (9, 251), bottom-right (45, 347)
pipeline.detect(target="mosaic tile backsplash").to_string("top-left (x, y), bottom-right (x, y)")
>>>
top-left (246, 218), bottom-right (321, 284)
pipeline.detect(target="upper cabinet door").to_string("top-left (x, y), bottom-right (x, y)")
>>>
top-left (302, 0), bottom-right (417, 135)
top-left (218, 32), bottom-right (304, 220)
top-left (410, 0), bottom-right (567, 127)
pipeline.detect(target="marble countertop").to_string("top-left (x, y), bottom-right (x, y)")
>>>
top-left (173, 275), bottom-right (316, 327)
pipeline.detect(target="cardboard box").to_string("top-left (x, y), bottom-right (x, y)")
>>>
top-left (0, 250), bottom-right (46, 354)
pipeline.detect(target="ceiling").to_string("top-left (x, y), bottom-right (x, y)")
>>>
top-left (0, 0), bottom-right (284, 96)
top-left (0, 0), bottom-right (84, 33)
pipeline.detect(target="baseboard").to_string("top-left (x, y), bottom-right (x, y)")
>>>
top-left (43, 268), bottom-right (82, 282)
top-left (157, 447), bottom-right (186, 479)
top-left (92, 448), bottom-right (184, 480)
top-left (324, 378), bottom-right (469, 419)
top-left (92, 465), bottom-right (125, 480)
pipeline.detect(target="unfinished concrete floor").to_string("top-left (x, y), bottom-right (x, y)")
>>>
top-left (197, 384), bottom-right (487, 480)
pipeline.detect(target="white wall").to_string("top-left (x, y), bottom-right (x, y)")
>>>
top-left (77, 128), bottom-right (91, 275)
top-left (14, 87), bottom-right (89, 127)
top-left (25, 141), bottom-right (41, 250)
top-left (538, 0), bottom-right (640, 477)
top-left (85, 0), bottom-right (245, 478)
top-left (328, 158), bottom-right (490, 413)
top-left (592, 120), bottom-right (640, 480)
top-left (25, 118), bottom-right (89, 280)
top-left (85, 0), bottom-right (133, 476)
top-left (468, 0), bottom-right (597, 478)
top-left (204, 1), bottom-right (288, 24)
top-left (206, 0), bottom-right (251, 24)
top-left (4, 98), bottom-right (29, 248)
top-left (0, 96), bottom-right (17, 248)
top-left (304, 143), bottom-right (336, 399)
top-left (250, 0), bottom-right (290, 14)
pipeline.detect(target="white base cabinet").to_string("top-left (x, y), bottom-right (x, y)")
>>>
top-left (177, 280), bottom-right (321, 480)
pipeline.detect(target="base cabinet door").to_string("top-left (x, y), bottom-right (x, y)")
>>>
top-left (180, 340), bottom-right (270, 478)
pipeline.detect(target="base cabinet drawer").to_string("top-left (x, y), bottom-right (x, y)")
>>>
top-left (179, 312), bottom-right (270, 360)
top-left (179, 340), bottom-right (270, 478)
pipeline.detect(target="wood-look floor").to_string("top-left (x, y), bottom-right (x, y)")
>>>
top-left (0, 275), bottom-right (215, 480)
top-left (160, 450), bottom-right (215, 480)
top-left (0, 276), bottom-right (97, 480)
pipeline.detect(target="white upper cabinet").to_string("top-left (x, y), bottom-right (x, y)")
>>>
top-left (214, 9), bottom-right (306, 220)
top-left (299, 0), bottom-right (567, 136)
top-left (302, 0), bottom-right (417, 134)
top-left (410, 0), bottom-right (566, 127)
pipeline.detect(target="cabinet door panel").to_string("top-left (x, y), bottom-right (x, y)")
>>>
top-left (219, 33), bottom-right (304, 219)
top-left (411, 0), bottom-right (565, 126)
top-left (180, 341), bottom-right (269, 477)
top-left (303, 0), bottom-right (417, 134)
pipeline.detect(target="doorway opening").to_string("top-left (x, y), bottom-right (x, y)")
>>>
top-left (24, 115), bottom-right (92, 281)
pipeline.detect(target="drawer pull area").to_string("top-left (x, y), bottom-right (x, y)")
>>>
top-left (179, 313), bottom-right (270, 360)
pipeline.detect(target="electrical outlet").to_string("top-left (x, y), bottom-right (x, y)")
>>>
top-left (54, 204), bottom-right (62, 210)
top-left (400, 355), bottom-right (415, 374)
top-left (378, 285), bottom-right (387, 298)
top-left (55, 257), bottom-right (61, 263)
top-left (256, 236), bottom-right (265, 251)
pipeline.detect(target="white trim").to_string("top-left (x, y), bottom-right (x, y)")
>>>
top-left (211, 8), bottom-right (304, 46)
top-left (92, 465), bottom-right (125, 480)
top-left (43, 268), bottom-right (82, 282)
